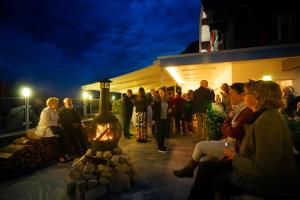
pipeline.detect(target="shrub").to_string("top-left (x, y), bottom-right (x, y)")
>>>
top-left (207, 108), bottom-right (226, 140)
top-left (284, 116), bottom-right (300, 151)
top-left (112, 99), bottom-right (122, 114)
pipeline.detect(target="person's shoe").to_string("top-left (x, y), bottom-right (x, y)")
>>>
top-left (157, 148), bottom-right (167, 153)
top-left (129, 133), bottom-right (134, 136)
top-left (173, 159), bottom-right (198, 178)
top-left (65, 154), bottom-right (72, 161)
top-left (162, 147), bottom-right (170, 151)
top-left (58, 156), bottom-right (67, 163)
top-left (173, 167), bottom-right (194, 178)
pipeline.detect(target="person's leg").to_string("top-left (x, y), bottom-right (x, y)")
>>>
top-left (193, 140), bottom-right (225, 160)
top-left (196, 113), bottom-right (203, 140)
top-left (202, 113), bottom-right (208, 140)
top-left (175, 113), bottom-right (180, 134)
top-left (187, 161), bottom-right (233, 200)
top-left (142, 112), bottom-right (147, 142)
top-left (50, 126), bottom-right (69, 159)
top-left (181, 115), bottom-right (186, 133)
top-left (174, 140), bottom-right (225, 178)
top-left (161, 119), bottom-right (169, 148)
top-left (155, 120), bottom-right (163, 149)
top-left (123, 116), bottom-right (130, 138)
top-left (76, 128), bottom-right (87, 153)
top-left (67, 127), bottom-right (81, 155)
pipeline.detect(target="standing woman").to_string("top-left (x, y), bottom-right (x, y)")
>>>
top-left (153, 86), bottom-right (171, 153)
top-left (134, 87), bottom-right (148, 142)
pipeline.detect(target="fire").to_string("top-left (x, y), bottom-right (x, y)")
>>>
top-left (93, 123), bottom-right (114, 141)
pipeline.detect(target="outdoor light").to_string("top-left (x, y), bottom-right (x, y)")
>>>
top-left (83, 91), bottom-right (89, 99)
top-left (111, 96), bottom-right (115, 100)
top-left (89, 95), bottom-right (93, 100)
top-left (262, 75), bottom-right (272, 81)
top-left (21, 87), bottom-right (31, 131)
top-left (21, 87), bottom-right (31, 97)
top-left (166, 67), bottom-right (185, 85)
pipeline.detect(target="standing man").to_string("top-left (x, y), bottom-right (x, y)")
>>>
top-left (121, 89), bottom-right (134, 139)
top-left (174, 91), bottom-right (186, 135)
top-left (58, 98), bottom-right (86, 155)
top-left (192, 80), bottom-right (214, 140)
top-left (147, 88), bottom-right (157, 135)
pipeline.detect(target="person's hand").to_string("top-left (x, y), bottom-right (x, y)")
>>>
top-left (218, 155), bottom-right (227, 161)
top-left (73, 123), bottom-right (80, 128)
top-left (223, 148), bottom-right (236, 160)
top-left (229, 111), bottom-right (235, 118)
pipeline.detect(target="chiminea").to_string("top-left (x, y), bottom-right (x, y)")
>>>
top-left (87, 80), bottom-right (122, 152)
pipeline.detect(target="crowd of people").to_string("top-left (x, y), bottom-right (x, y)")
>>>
top-left (120, 80), bottom-right (299, 199)
top-left (33, 79), bottom-right (299, 198)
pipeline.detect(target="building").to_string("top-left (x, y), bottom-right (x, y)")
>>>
top-left (82, 0), bottom-right (300, 95)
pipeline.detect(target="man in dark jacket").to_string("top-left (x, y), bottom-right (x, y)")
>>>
top-left (174, 91), bottom-right (187, 134)
top-left (192, 80), bottom-right (214, 140)
top-left (120, 89), bottom-right (134, 139)
top-left (58, 98), bottom-right (86, 155)
top-left (147, 88), bottom-right (157, 135)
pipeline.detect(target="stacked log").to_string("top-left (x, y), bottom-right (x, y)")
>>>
top-left (0, 129), bottom-right (58, 180)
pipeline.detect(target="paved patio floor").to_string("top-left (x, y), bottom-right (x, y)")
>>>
top-left (0, 131), bottom-right (197, 200)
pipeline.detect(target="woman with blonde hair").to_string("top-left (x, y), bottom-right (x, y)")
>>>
top-left (36, 97), bottom-right (70, 163)
top-left (188, 81), bottom-right (298, 199)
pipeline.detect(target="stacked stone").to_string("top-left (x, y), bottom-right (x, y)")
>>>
top-left (66, 146), bottom-right (135, 200)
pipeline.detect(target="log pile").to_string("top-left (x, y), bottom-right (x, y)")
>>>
top-left (0, 129), bottom-right (57, 180)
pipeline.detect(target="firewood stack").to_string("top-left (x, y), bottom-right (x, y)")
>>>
top-left (0, 129), bottom-right (57, 180)
top-left (67, 146), bottom-right (135, 200)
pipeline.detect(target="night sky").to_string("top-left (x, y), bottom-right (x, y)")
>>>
top-left (0, 0), bottom-right (200, 97)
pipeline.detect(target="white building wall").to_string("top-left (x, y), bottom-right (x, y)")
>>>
top-left (232, 59), bottom-right (300, 95)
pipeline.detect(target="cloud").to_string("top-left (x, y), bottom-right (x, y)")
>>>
top-left (0, 0), bottom-right (200, 96)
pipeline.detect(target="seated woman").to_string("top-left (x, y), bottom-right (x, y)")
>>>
top-left (188, 81), bottom-right (298, 200)
top-left (36, 97), bottom-right (70, 163)
top-left (173, 83), bottom-right (253, 178)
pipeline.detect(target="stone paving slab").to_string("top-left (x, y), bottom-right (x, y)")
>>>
top-left (0, 132), bottom-right (196, 200)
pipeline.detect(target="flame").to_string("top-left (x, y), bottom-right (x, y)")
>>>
top-left (93, 123), bottom-right (113, 141)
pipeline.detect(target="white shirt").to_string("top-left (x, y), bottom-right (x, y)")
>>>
top-left (35, 107), bottom-right (59, 137)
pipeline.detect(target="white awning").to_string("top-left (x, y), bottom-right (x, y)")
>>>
top-left (81, 64), bottom-right (175, 93)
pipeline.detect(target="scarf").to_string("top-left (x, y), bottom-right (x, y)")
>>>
top-left (231, 102), bottom-right (247, 124)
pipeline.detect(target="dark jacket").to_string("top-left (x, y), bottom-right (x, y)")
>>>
top-left (152, 98), bottom-right (171, 121)
top-left (192, 86), bottom-right (214, 113)
top-left (134, 96), bottom-right (147, 112)
top-left (231, 109), bottom-right (298, 196)
top-left (58, 106), bottom-right (81, 129)
top-left (174, 96), bottom-right (187, 115)
top-left (121, 95), bottom-right (134, 117)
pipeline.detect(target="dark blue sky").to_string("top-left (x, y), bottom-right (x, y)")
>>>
top-left (0, 0), bottom-right (200, 97)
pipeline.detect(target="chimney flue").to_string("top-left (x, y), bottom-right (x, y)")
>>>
top-left (99, 79), bottom-right (112, 115)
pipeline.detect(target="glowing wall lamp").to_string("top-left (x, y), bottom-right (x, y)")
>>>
top-left (82, 91), bottom-right (90, 116)
top-left (262, 75), bottom-right (272, 81)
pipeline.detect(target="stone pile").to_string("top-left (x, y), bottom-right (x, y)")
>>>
top-left (66, 146), bottom-right (135, 200)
